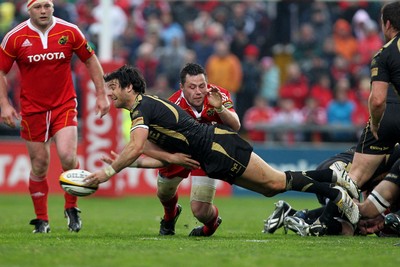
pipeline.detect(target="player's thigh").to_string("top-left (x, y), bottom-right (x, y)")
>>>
top-left (236, 152), bottom-right (286, 196)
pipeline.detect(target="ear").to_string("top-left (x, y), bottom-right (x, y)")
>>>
top-left (126, 84), bottom-right (133, 93)
top-left (384, 19), bottom-right (391, 31)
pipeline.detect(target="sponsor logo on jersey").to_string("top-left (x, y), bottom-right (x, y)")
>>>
top-left (27, 52), bottom-right (66, 62)
top-left (58, 36), bottom-right (68, 45)
top-left (207, 108), bottom-right (215, 117)
top-left (86, 43), bottom-right (93, 53)
top-left (21, 39), bottom-right (32, 47)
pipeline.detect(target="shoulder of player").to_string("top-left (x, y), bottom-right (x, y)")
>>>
top-left (2, 21), bottom-right (29, 41)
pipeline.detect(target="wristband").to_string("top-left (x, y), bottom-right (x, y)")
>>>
top-left (104, 165), bottom-right (116, 177)
top-left (215, 106), bottom-right (225, 113)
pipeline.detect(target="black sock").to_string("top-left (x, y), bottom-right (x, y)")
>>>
top-left (303, 169), bottom-right (334, 183)
top-left (285, 171), bottom-right (340, 201)
top-left (305, 207), bottom-right (325, 223)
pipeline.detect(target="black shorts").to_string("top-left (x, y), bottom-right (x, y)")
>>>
top-left (356, 103), bottom-right (400, 155)
top-left (201, 125), bottom-right (253, 184)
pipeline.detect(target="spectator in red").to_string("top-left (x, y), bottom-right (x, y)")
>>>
top-left (243, 96), bottom-right (275, 142)
top-left (279, 61), bottom-right (309, 109)
top-left (309, 73), bottom-right (333, 108)
top-left (134, 42), bottom-right (160, 88)
top-left (301, 97), bottom-right (327, 142)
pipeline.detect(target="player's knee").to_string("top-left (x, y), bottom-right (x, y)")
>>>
top-left (157, 174), bottom-right (183, 201)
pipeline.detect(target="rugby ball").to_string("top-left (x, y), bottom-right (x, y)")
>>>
top-left (59, 169), bottom-right (98, 197)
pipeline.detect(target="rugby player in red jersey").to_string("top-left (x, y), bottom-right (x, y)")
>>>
top-left (157, 63), bottom-right (240, 236)
top-left (0, 0), bottom-right (110, 233)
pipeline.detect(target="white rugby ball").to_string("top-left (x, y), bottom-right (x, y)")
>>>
top-left (59, 169), bottom-right (98, 197)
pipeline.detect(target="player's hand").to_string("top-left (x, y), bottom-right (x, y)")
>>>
top-left (207, 85), bottom-right (223, 109)
top-left (101, 151), bottom-right (119, 165)
top-left (96, 94), bottom-right (110, 118)
top-left (167, 153), bottom-right (201, 169)
top-left (357, 214), bottom-right (384, 235)
top-left (83, 170), bottom-right (111, 186)
top-left (1, 102), bottom-right (20, 128)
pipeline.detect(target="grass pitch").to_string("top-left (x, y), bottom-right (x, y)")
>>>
top-left (0, 194), bottom-right (399, 267)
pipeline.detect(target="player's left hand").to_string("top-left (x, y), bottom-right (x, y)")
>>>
top-left (96, 94), bottom-right (110, 118)
top-left (83, 170), bottom-right (111, 186)
top-left (207, 85), bottom-right (223, 109)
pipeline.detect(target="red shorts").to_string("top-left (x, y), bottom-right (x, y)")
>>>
top-left (159, 164), bottom-right (207, 179)
top-left (20, 98), bottom-right (78, 142)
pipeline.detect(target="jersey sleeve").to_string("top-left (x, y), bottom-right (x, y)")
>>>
top-left (371, 51), bottom-right (389, 83)
top-left (0, 48), bottom-right (15, 74)
top-left (71, 26), bottom-right (95, 62)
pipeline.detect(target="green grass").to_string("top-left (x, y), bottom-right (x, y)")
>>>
top-left (0, 194), bottom-right (399, 267)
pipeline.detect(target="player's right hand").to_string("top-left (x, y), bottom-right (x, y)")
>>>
top-left (1, 103), bottom-right (20, 128)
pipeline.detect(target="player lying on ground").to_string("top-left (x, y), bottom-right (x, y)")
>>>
top-left (263, 145), bottom-right (400, 236)
top-left (84, 64), bottom-right (361, 225)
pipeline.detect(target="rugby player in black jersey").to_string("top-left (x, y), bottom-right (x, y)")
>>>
top-left (84, 65), bottom-right (361, 225)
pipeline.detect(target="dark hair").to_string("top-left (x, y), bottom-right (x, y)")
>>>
top-left (179, 63), bottom-right (207, 85)
top-left (382, 1), bottom-right (400, 31)
top-left (104, 65), bottom-right (146, 94)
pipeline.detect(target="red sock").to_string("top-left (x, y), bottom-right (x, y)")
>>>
top-left (29, 174), bottom-right (49, 221)
top-left (203, 206), bottom-right (219, 236)
top-left (63, 163), bottom-right (79, 209)
top-left (161, 193), bottom-right (178, 221)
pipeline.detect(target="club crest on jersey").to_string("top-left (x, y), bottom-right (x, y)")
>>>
top-left (207, 108), bottom-right (215, 116)
top-left (58, 36), bottom-right (68, 45)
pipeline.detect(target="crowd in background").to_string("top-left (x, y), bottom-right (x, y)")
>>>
top-left (0, 0), bottom-right (386, 144)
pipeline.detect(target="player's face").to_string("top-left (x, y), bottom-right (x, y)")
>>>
top-left (28, 2), bottom-right (54, 31)
top-left (181, 74), bottom-right (207, 110)
top-left (106, 79), bottom-right (129, 109)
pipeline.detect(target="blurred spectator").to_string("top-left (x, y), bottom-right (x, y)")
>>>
top-left (326, 78), bottom-right (357, 142)
top-left (132, 0), bottom-right (170, 39)
top-left (293, 23), bottom-right (322, 72)
top-left (53, 0), bottom-right (78, 24)
top-left (236, 44), bottom-right (262, 121)
top-left (159, 11), bottom-right (185, 47)
top-left (259, 57), bottom-right (280, 106)
top-left (271, 98), bottom-right (305, 144)
top-left (351, 75), bottom-right (370, 128)
top-left (243, 96), bottom-right (275, 142)
top-left (356, 19), bottom-right (383, 66)
top-left (147, 73), bottom-right (174, 99)
top-left (309, 73), bottom-right (333, 108)
top-left (351, 9), bottom-right (372, 40)
top-left (279, 61), bottom-right (309, 109)
top-left (158, 36), bottom-right (188, 89)
top-left (134, 42), bottom-right (160, 88)
top-left (0, 1), bottom-right (15, 38)
top-left (205, 40), bottom-right (242, 103)
top-left (332, 18), bottom-right (358, 62)
top-left (309, 2), bottom-right (332, 47)
top-left (301, 97), bottom-right (327, 142)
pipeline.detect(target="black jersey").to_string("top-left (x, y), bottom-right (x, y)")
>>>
top-left (371, 33), bottom-right (400, 102)
top-left (129, 94), bottom-right (253, 183)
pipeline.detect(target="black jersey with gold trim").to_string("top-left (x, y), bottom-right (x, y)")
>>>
top-left (371, 34), bottom-right (400, 102)
top-left (129, 94), bottom-right (214, 159)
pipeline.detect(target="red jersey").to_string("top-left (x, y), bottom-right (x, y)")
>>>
top-left (168, 84), bottom-right (235, 124)
top-left (0, 17), bottom-right (94, 115)
top-left (159, 84), bottom-right (235, 178)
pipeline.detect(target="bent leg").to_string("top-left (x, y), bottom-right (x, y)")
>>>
top-left (348, 152), bottom-right (386, 187)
